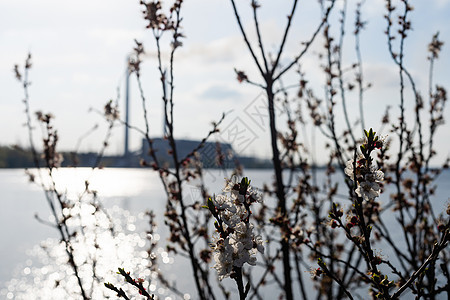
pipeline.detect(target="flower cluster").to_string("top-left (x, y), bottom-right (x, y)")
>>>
top-left (345, 129), bottom-right (385, 201)
top-left (104, 100), bottom-right (120, 121)
top-left (36, 111), bottom-right (64, 169)
top-left (207, 177), bottom-right (264, 280)
top-left (345, 158), bottom-right (384, 201)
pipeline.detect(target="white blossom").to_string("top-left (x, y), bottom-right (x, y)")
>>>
top-left (344, 158), bottom-right (384, 201)
top-left (211, 177), bottom-right (265, 280)
top-left (248, 186), bottom-right (263, 203)
top-left (213, 194), bottom-right (235, 212)
top-left (355, 181), bottom-right (380, 201)
top-left (223, 176), bottom-right (239, 195)
top-left (254, 235), bottom-right (265, 254)
top-left (344, 159), bottom-right (355, 180)
top-left (230, 222), bottom-right (253, 250)
top-left (366, 168), bottom-right (384, 182)
top-left (213, 239), bottom-right (234, 280)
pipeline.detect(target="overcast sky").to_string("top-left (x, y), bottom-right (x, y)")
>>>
top-left (1, 0), bottom-right (449, 164)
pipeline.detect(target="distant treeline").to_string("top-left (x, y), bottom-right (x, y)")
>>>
top-left (0, 146), bottom-right (125, 168)
top-left (0, 145), bottom-right (36, 168)
top-left (0, 145), bottom-right (277, 169)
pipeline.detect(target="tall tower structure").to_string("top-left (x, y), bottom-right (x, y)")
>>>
top-left (124, 57), bottom-right (130, 157)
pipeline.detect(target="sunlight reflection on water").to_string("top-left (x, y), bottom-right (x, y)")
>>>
top-left (39, 168), bottom-right (161, 198)
top-left (1, 202), bottom-right (176, 299)
top-left (0, 168), bottom-right (180, 299)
